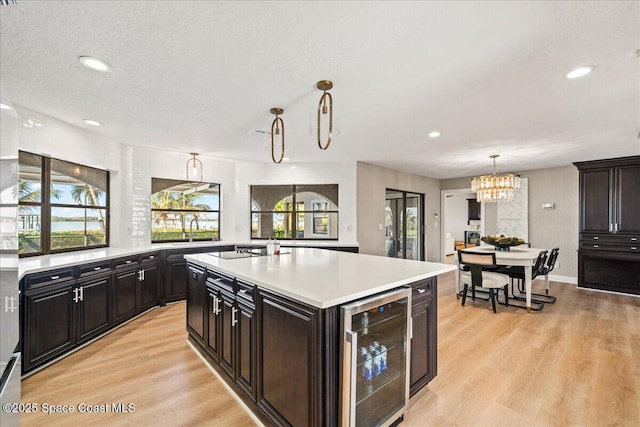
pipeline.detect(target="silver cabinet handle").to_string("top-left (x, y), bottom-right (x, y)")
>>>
top-left (93, 267), bottom-right (101, 271)
top-left (142, 269), bottom-right (145, 281)
top-left (232, 307), bottom-right (238, 326)
top-left (51, 275), bottom-right (60, 280)
top-left (593, 245), bottom-right (599, 248)
top-left (609, 223), bottom-right (613, 232)
top-left (238, 289), bottom-right (247, 294)
top-left (593, 236), bottom-right (599, 240)
top-left (417, 288), bottom-right (426, 294)
top-left (615, 223), bottom-right (619, 232)
top-left (73, 288), bottom-right (79, 303)
top-left (137, 270), bottom-right (143, 281)
top-left (149, 255), bottom-right (155, 259)
top-left (631, 238), bottom-right (638, 241)
top-left (631, 247), bottom-right (637, 251)
top-left (79, 286), bottom-right (84, 302)
top-left (344, 330), bottom-right (358, 427)
top-left (125, 260), bottom-right (132, 264)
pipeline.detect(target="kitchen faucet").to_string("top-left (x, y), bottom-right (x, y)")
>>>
top-left (189, 218), bottom-right (199, 242)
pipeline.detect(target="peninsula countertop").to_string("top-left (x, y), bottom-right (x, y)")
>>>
top-left (186, 248), bottom-right (456, 308)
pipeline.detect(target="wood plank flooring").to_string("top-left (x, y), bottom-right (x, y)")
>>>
top-left (21, 272), bottom-right (640, 426)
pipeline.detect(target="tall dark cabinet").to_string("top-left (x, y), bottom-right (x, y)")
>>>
top-left (574, 155), bottom-right (640, 295)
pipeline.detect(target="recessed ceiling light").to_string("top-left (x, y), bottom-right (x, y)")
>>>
top-left (83, 119), bottom-right (102, 126)
top-left (566, 66), bottom-right (595, 79)
top-left (0, 103), bottom-right (12, 110)
top-left (428, 131), bottom-right (441, 138)
top-left (78, 56), bottom-right (112, 72)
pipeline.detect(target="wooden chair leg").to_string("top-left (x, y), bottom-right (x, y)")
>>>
top-left (461, 284), bottom-right (468, 306)
top-left (490, 289), bottom-right (496, 313)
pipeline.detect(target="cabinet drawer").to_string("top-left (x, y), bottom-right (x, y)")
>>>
top-left (140, 251), bottom-right (161, 264)
top-left (581, 233), bottom-right (639, 243)
top-left (24, 268), bottom-right (75, 291)
top-left (410, 278), bottom-right (433, 303)
top-left (206, 270), bottom-right (234, 293)
top-left (78, 261), bottom-right (112, 278)
top-left (236, 280), bottom-right (255, 303)
top-left (113, 255), bottom-right (140, 269)
top-left (580, 242), bottom-right (640, 253)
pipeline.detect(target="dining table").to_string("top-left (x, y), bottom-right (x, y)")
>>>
top-left (455, 245), bottom-right (548, 313)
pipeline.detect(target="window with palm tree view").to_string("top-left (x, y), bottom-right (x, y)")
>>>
top-left (151, 178), bottom-right (220, 242)
top-left (18, 151), bottom-right (109, 256)
top-left (251, 184), bottom-right (338, 239)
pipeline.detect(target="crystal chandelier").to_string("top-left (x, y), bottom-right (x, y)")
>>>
top-left (471, 155), bottom-right (520, 203)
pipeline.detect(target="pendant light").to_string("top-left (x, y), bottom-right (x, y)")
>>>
top-left (315, 80), bottom-right (334, 150)
top-left (186, 152), bottom-right (203, 185)
top-left (270, 107), bottom-right (285, 163)
top-left (471, 155), bottom-right (520, 203)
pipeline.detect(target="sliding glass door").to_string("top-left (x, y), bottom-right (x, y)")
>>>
top-left (385, 189), bottom-right (423, 260)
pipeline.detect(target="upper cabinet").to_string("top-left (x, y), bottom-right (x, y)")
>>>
top-left (576, 156), bottom-right (640, 235)
top-left (467, 198), bottom-right (481, 221)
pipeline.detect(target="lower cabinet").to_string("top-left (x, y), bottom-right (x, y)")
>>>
top-left (409, 277), bottom-right (437, 396)
top-left (186, 264), bottom-right (206, 343)
top-left (113, 265), bottom-right (140, 325)
top-left (139, 259), bottom-right (161, 311)
top-left (24, 281), bottom-right (76, 373)
top-left (23, 271), bottom-right (113, 373)
top-left (204, 273), bottom-right (257, 401)
top-left (76, 272), bottom-right (112, 344)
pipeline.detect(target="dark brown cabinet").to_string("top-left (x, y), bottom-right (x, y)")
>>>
top-left (139, 253), bottom-right (161, 311)
top-left (575, 156), bottom-right (640, 295)
top-left (24, 280), bottom-right (75, 373)
top-left (76, 272), bottom-right (112, 344)
top-left (186, 264), bottom-right (206, 343)
top-left (467, 198), bottom-right (481, 221)
top-left (23, 265), bottom-right (114, 373)
top-left (202, 269), bottom-right (257, 401)
top-left (113, 265), bottom-right (140, 325)
top-left (409, 277), bottom-right (437, 396)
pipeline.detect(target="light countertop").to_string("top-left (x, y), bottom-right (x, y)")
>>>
top-left (17, 240), bottom-right (359, 279)
top-left (186, 248), bottom-right (456, 308)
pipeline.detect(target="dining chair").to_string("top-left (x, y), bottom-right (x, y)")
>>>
top-left (535, 247), bottom-right (559, 302)
top-left (458, 251), bottom-right (509, 313)
top-left (497, 250), bottom-right (554, 305)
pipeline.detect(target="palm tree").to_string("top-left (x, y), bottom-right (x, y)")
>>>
top-left (151, 191), bottom-right (211, 234)
top-left (71, 184), bottom-right (106, 232)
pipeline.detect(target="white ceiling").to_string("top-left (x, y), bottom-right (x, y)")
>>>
top-left (1, 1), bottom-right (638, 179)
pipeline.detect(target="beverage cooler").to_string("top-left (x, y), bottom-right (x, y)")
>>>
top-left (341, 287), bottom-right (411, 427)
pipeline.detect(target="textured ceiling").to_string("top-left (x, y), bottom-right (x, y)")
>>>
top-left (1, 1), bottom-right (639, 179)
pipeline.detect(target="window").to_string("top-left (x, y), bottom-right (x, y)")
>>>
top-left (18, 151), bottom-right (109, 256)
top-left (250, 184), bottom-right (338, 240)
top-left (151, 178), bottom-right (221, 242)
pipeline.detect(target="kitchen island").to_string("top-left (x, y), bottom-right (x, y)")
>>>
top-left (185, 248), bottom-right (455, 426)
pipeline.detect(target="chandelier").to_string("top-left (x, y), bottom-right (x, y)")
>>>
top-left (471, 155), bottom-right (520, 203)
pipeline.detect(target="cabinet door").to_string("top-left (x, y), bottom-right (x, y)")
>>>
top-left (24, 282), bottom-right (75, 371)
top-left (113, 267), bottom-right (139, 325)
top-left (166, 256), bottom-right (187, 302)
top-left (218, 292), bottom-right (236, 379)
top-left (186, 265), bottom-right (205, 343)
top-left (236, 300), bottom-right (256, 401)
top-left (139, 263), bottom-right (160, 311)
top-left (581, 168), bottom-right (613, 233)
top-left (206, 287), bottom-right (221, 362)
top-left (616, 164), bottom-right (640, 234)
top-left (76, 274), bottom-right (112, 344)
top-left (409, 299), bottom-right (433, 395)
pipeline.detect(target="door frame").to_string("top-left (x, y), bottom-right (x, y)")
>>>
top-left (440, 188), bottom-right (486, 263)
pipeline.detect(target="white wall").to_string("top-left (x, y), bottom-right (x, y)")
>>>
top-left (235, 161), bottom-right (358, 243)
top-left (444, 193), bottom-right (476, 243)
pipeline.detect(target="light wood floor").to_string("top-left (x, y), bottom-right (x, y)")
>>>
top-left (22, 273), bottom-right (640, 426)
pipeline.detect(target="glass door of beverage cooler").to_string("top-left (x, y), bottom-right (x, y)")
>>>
top-left (341, 287), bottom-right (411, 427)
